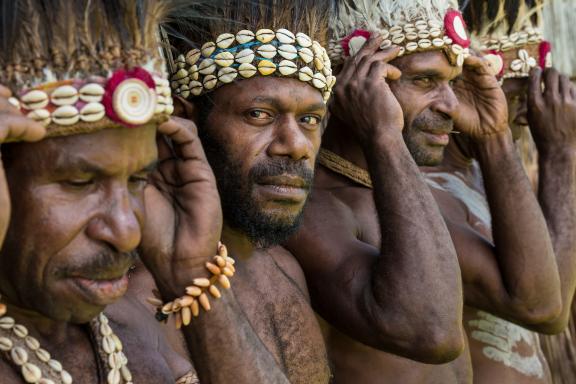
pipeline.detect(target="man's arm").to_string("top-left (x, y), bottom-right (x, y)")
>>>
top-left (447, 57), bottom-right (562, 329)
top-left (139, 117), bottom-right (291, 383)
top-left (526, 67), bottom-right (576, 333)
top-left (286, 36), bottom-right (465, 364)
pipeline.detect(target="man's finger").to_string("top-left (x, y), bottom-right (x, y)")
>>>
top-left (543, 68), bottom-right (559, 101)
top-left (528, 67), bottom-right (544, 108)
top-left (464, 55), bottom-right (492, 76)
top-left (158, 117), bottom-right (202, 160)
top-left (0, 113), bottom-right (46, 143)
top-left (367, 60), bottom-right (402, 82)
top-left (354, 47), bottom-right (401, 79)
top-left (559, 74), bottom-right (572, 101)
top-left (0, 86), bottom-right (12, 99)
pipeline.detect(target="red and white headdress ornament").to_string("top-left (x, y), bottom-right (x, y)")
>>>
top-left (330, 0), bottom-right (471, 67)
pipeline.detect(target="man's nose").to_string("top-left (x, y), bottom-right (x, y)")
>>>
top-left (267, 117), bottom-right (312, 161)
top-left (431, 84), bottom-right (459, 119)
top-left (86, 188), bottom-right (142, 253)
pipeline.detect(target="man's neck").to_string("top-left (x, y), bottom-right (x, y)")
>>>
top-left (322, 116), bottom-right (368, 171)
top-left (221, 224), bottom-right (257, 262)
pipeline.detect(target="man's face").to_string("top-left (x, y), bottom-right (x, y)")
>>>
top-left (390, 51), bottom-right (461, 166)
top-left (502, 77), bottom-right (529, 140)
top-left (0, 125), bottom-right (158, 323)
top-left (195, 77), bottom-right (326, 248)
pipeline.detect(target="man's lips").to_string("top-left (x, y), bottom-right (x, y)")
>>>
top-left (422, 129), bottom-right (452, 146)
top-left (256, 175), bottom-right (309, 202)
top-left (68, 273), bottom-right (129, 307)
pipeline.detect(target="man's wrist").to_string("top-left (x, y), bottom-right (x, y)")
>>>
top-left (470, 130), bottom-right (516, 162)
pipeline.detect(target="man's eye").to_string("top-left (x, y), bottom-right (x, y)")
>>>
top-left (64, 179), bottom-right (94, 187)
top-left (300, 115), bottom-right (321, 125)
top-left (129, 176), bottom-right (149, 188)
top-left (414, 77), bottom-right (433, 87)
top-left (248, 110), bottom-right (272, 119)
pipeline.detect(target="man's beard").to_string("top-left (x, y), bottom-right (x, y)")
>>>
top-left (403, 111), bottom-right (453, 166)
top-left (199, 128), bottom-right (314, 249)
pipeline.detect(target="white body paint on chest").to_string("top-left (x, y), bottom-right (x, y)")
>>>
top-left (425, 170), bottom-right (545, 379)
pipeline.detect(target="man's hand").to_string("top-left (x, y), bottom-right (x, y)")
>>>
top-left (331, 34), bottom-right (404, 144)
top-left (452, 56), bottom-right (510, 142)
top-left (139, 116), bottom-right (222, 299)
top-left (528, 67), bottom-right (576, 154)
top-left (0, 85), bottom-right (45, 247)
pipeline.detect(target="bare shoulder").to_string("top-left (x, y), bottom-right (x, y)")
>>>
top-left (0, 358), bottom-right (24, 383)
top-left (268, 245), bottom-right (310, 301)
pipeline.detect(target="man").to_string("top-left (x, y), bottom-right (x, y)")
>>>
top-left (136, 0), bottom-right (467, 382)
top-left (443, 1), bottom-right (576, 383)
top-left (0, 1), bottom-right (299, 383)
top-left (285, 0), bottom-right (563, 383)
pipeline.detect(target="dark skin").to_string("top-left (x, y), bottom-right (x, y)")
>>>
top-left (284, 36), bottom-right (468, 384)
top-left (135, 76), bottom-right (332, 383)
top-left (420, 65), bottom-right (571, 384)
top-left (0, 85), bottom-right (193, 382)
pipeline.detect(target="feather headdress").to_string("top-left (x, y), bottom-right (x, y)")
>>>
top-left (0, 0), bottom-right (205, 138)
top-left (329, 0), bottom-right (470, 67)
top-left (165, 0), bottom-right (337, 103)
top-left (461, 0), bottom-right (550, 79)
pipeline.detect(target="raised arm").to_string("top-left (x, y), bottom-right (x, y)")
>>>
top-left (138, 116), bottom-right (291, 383)
top-left (448, 57), bottom-right (562, 329)
top-left (286, 36), bottom-right (464, 364)
top-left (525, 67), bottom-right (576, 333)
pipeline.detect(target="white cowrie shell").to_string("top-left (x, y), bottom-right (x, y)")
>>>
top-left (186, 49), bottom-right (201, 65)
top-left (203, 75), bottom-right (218, 90)
top-left (53, 105), bottom-right (80, 126)
top-left (0, 317), bottom-right (15, 329)
top-left (121, 365), bottom-right (133, 382)
top-left (256, 29), bottom-right (275, 43)
top-left (235, 48), bottom-right (255, 64)
top-left (165, 104), bottom-right (174, 115)
top-left (432, 38), bottom-right (445, 47)
top-left (79, 83), bottom-right (105, 103)
top-left (214, 51), bottom-right (235, 67)
top-left (296, 32), bottom-right (313, 47)
top-left (457, 54), bottom-right (465, 67)
top-left (312, 72), bottom-right (327, 89)
top-left (8, 97), bottom-right (20, 108)
top-left (418, 39), bottom-right (432, 49)
top-left (380, 40), bottom-right (392, 49)
top-left (217, 67), bottom-right (238, 83)
top-left (198, 59), bottom-right (216, 75)
top-left (216, 33), bottom-right (235, 49)
top-left (177, 76), bottom-right (190, 85)
top-left (103, 335), bottom-right (116, 354)
top-left (172, 68), bottom-right (188, 81)
top-left (11, 347), bottom-right (28, 365)
top-left (13, 324), bottom-right (28, 338)
top-left (27, 109), bottom-right (51, 126)
top-left (314, 57), bottom-right (324, 71)
top-left (391, 34), bottom-right (405, 44)
top-left (312, 41), bottom-right (323, 56)
top-left (48, 359), bottom-right (63, 372)
top-left (35, 348), bottom-right (51, 363)
top-left (278, 44), bottom-right (298, 60)
top-left (0, 337), bottom-right (13, 351)
top-left (428, 20), bottom-right (442, 29)
top-left (406, 42), bottom-right (418, 51)
top-left (418, 30), bottom-right (430, 39)
top-left (108, 368), bottom-right (121, 384)
top-left (189, 65), bottom-right (199, 81)
top-left (298, 47), bottom-right (314, 63)
top-left (501, 41), bottom-right (514, 51)
top-left (509, 32), bottom-right (519, 42)
top-left (389, 26), bottom-right (403, 34)
top-left (21, 90), bottom-right (49, 110)
top-left (276, 28), bottom-right (296, 44)
top-left (175, 54), bottom-right (186, 69)
top-left (61, 370), bottom-right (72, 384)
top-left (405, 31), bottom-right (418, 41)
top-left (298, 66), bottom-right (314, 82)
top-left (415, 20), bottom-right (428, 30)
top-left (236, 30), bottom-right (255, 44)
top-left (451, 44), bottom-right (463, 54)
top-left (398, 47), bottom-right (406, 56)
top-left (201, 42), bottom-right (216, 57)
top-left (258, 60), bottom-right (276, 76)
top-left (443, 36), bottom-right (453, 45)
top-left (429, 28), bottom-right (442, 38)
top-left (21, 362), bottom-right (42, 383)
top-left (24, 336), bottom-right (40, 351)
top-left (39, 379), bottom-right (56, 384)
top-left (379, 29), bottom-right (390, 39)
top-left (238, 63), bottom-right (257, 78)
top-left (80, 103), bottom-right (105, 122)
top-left (189, 81), bottom-right (203, 96)
top-left (257, 44), bottom-right (277, 59)
top-left (403, 23), bottom-right (415, 32)
top-left (278, 60), bottom-right (298, 75)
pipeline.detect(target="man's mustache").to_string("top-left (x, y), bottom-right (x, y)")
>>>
top-left (60, 250), bottom-right (138, 278)
top-left (250, 158), bottom-right (314, 189)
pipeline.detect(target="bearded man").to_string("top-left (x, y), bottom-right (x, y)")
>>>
top-left (284, 0), bottom-right (564, 383)
top-left (419, 1), bottom-right (576, 383)
top-left (0, 1), bottom-right (304, 383)
top-left (125, 0), bottom-right (344, 382)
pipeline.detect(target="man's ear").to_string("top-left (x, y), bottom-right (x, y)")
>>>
top-left (173, 95), bottom-right (199, 123)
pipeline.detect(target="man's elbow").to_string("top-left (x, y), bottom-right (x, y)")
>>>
top-left (411, 326), bottom-right (466, 364)
top-left (512, 297), bottom-right (564, 333)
